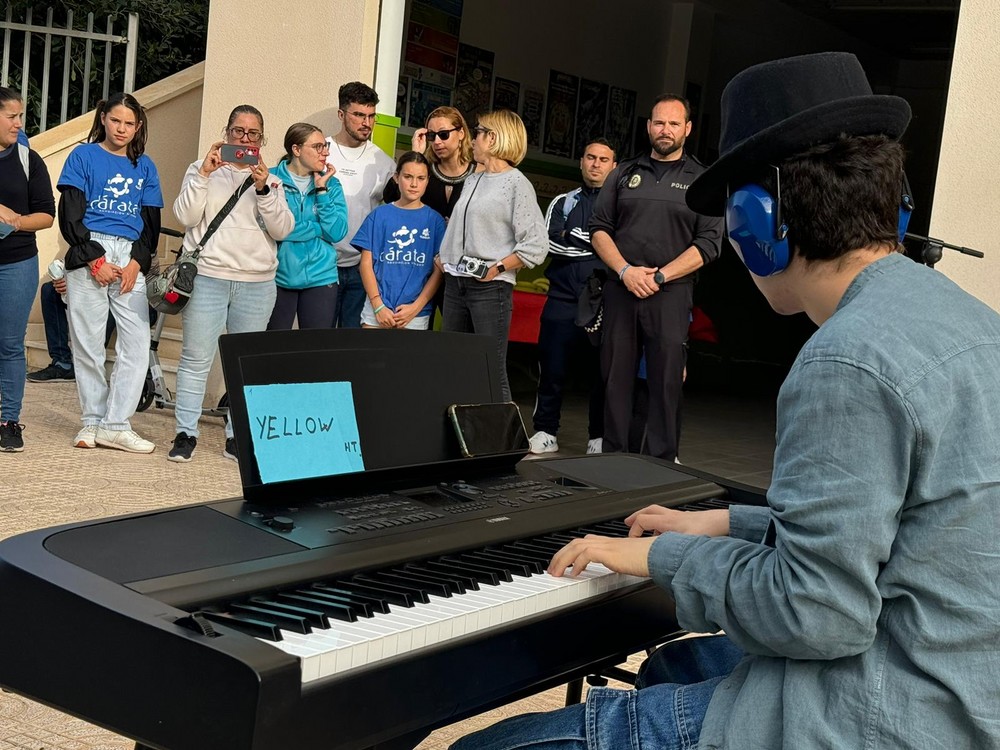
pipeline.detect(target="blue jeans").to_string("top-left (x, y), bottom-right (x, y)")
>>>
top-left (334, 264), bottom-right (364, 328)
top-left (0, 255), bottom-right (38, 422)
top-left (441, 276), bottom-right (514, 401)
top-left (40, 281), bottom-right (73, 369)
top-left (175, 274), bottom-right (276, 438)
top-left (450, 636), bottom-right (743, 750)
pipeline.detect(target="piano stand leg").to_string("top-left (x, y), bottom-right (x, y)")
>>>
top-left (565, 677), bottom-right (584, 705)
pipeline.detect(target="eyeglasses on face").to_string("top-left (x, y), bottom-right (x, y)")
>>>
top-left (228, 126), bottom-right (263, 142)
top-left (301, 142), bottom-right (331, 154)
top-left (427, 127), bottom-right (460, 141)
top-left (343, 110), bottom-right (376, 123)
top-left (473, 125), bottom-right (493, 138)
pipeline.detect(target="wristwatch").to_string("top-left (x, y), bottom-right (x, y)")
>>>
top-left (654, 270), bottom-right (666, 285)
top-left (496, 262), bottom-right (507, 274)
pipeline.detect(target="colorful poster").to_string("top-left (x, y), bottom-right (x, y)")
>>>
top-left (544, 70), bottom-right (579, 159)
top-left (454, 43), bottom-right (495, 125)
top-left (403, 0), bottom-right (463, 90)
top-left (492, 77), bottom-right (520, 112)
top-left (521, 87), bottom-right (544, 149)
top-left (574, 78), bottom-right (609, 157)
top-left (606, 86), bottom-right (637, 160)
top-left (397, 78), bottom-right (410, 124)
top-left (408, 80), bottom-right (452, 129)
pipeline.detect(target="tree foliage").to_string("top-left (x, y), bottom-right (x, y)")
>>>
top-left (3, 0), bottom-right (208, 134)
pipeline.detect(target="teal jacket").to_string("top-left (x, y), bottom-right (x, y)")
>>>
top-left (269, 160), bottom-right (348, 289)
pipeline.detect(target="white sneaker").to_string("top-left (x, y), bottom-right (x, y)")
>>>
top-left (528, 431), bottom-right (559, 455)
top-left (95, 427), bottom-right (155, 454)
top-left (586, 438), bottom-right (603, 454)
top-left (74, 425), bottom-right (98, 449)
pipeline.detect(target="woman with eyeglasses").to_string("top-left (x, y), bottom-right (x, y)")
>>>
top-left (169, 104), bottom-right (294, 463)
top-left (437, 109), bottom-right (548, 401)
top-left (383, 106), bottom-right (475, 221)
top-left (267, 123), bottom-right (348, 331)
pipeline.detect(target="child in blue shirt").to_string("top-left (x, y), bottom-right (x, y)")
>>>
top-left (57, 92), bottom-right (162, 453)
top-left (354, 151), bottom-right (445, 330)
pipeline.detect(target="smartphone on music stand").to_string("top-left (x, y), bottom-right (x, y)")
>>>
top-left (448, 402), bottom-right (529, 458)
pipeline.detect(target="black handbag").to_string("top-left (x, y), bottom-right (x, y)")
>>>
top-left (146, 175), bottom-right (254, 314)
top-left (575, 268), bottom-right (608, 345)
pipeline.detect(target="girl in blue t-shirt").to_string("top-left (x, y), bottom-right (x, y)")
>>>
top-left (355, 151), bottom-right (445, 330)
top-left (57, 92), bottom-right (163, 454)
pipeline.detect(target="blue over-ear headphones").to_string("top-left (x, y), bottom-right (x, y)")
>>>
top-left (726, 170), bottom-right (915, 276)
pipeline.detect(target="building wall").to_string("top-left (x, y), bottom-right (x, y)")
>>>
top-left (197, 0), bottom-right (382, 156)
top-left (929, 0), bottom-right (999, 311)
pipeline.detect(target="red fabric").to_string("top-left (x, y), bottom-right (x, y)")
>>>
top-left (689, 305), bottom-right (719, 344)
top-left (509, 290), bottom-right (546, 343)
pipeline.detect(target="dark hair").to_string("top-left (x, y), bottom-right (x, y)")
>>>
top-left (87, 92), bottom-right (147, 166)
top-left (650, 93), bottom-right (691, 122)
top-left (339, 82), bottom-right (379, 111)
top-left (0, 86), bottom-right (22, 106)
top-left (225, 104), bottom-right (265, 141)
top-left (282, 122), bottom-right (322, 162)
top-left (395, 150), bottom-right (429, 174)
top-left (765, 134), bottom-right (905, 263)
top-left (582, 137), bottom-right (616, 160)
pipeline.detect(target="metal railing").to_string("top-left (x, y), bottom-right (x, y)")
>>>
top-left (1, 5), bottom-right (138, 132)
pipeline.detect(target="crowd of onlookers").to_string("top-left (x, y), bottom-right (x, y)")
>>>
top-left (1, 80), bottom-right (716, 465)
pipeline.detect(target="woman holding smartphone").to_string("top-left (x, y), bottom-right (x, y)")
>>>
top-left (57, 92), bottom-right (162, 453)
top-left (0, 87), bottom-right (55, 452)
top-left (267, 122), bottom-right (348, 330)
top-left (437, 109), bottom-right (547, 401)
top-left (170, 104), bottom-right (294, 463)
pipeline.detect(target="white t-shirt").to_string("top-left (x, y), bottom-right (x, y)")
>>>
top-left (325, 137), bottom-right (395, 268)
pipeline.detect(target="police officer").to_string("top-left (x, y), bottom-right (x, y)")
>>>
top-left (590, 94), bottom-right (723, 461)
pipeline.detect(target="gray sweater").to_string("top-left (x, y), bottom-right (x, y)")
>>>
top-left (438, 168), bottom-right (548, 284)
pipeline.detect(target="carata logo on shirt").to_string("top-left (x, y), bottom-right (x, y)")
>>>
top-left (390, 226), bottom-right (418, 249)
top-left (91, 173), bottom-right (141, 216)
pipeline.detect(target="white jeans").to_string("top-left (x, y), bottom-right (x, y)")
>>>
top-left (65, 233), bottom-right (150, 431)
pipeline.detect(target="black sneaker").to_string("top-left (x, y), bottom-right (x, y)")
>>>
top-left (168, 432), bottom-right (197, 463)
top-left (0, 421), bottom-right (24, 452)
top-left (223, 437), bottom-right (238, 463)
top-left (27, 363), bottom-right (74, 382)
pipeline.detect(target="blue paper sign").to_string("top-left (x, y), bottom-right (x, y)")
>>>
top-left (243, 381), bottom-right (365, 484)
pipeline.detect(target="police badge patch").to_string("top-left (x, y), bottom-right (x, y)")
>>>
top-left (628, 174), bottom-right (642, 189)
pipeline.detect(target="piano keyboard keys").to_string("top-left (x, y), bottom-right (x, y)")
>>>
top-left (207, 520), bottom-right (649, 683)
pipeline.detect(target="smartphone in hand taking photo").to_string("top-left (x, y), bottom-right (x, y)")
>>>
top-left (220, 144), bottom-right (260, 164)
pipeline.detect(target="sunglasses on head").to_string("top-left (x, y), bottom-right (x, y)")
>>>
top-left (427, 127), bottom-right (460, 141)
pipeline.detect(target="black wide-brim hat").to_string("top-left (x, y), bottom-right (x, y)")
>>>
top-left (686, 51), bottom-right (911, 216)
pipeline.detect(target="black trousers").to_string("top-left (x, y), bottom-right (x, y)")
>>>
top-left (601, 280), bottom-right (691, 460)
top-left (532, 302), bottom-right (603, 439)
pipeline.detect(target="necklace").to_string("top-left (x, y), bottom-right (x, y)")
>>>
top-left (432, 161), bottom-right (475, 185)
top-left (335, 139), bottom-right (369, 163)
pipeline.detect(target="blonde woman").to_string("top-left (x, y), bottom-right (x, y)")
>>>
top-left (437, 109), bottom-right (547, 401)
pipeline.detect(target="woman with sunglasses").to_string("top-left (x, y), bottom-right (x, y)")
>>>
top-left (438, 110), bottom-right (548, 401)
top-left (169, 104), bottom-right (294, 463)
top-left (383, 106), bottom-right (475, 221)
top-left (267, 123), bottom-right (348, 331)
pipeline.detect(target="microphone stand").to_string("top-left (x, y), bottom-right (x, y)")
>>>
top-left (905, 232), bottom-right (984, 268)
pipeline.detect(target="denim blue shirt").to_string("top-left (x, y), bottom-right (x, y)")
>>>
top-left (649, 253), bottom-right (1000, 749)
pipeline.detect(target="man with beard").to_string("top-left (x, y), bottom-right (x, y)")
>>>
top-left (326, 81), bottom-right (395, 328)
top-left (589, 95), bottom-right (722, 461)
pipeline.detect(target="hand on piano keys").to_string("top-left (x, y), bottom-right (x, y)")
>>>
top-left (625, 504), bottom-right (731, 538)
top-left (547, 535), bottom-right (656, 578)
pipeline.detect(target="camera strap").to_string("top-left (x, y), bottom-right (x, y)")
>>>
top-left (191, 175), bottom-right (255, 260)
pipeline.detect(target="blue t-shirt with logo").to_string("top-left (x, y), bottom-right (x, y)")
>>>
top-left (352, 203), bottom-right (446, 317)
top-left (57, 142), bottom-right (163, 241)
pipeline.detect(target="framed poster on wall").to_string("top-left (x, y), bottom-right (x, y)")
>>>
top-left (606, 86), bottom-right (637, 160)
top-left (574, 78), bottom-right (609, 157)
top-left (521, 87), bottom-right (544, 149)
top-left (454, 43), bottom-right (495, 125)
top-left (493, 77), bottom-right (521, 112)
top-left (544, 70), bottom-right (579, 158)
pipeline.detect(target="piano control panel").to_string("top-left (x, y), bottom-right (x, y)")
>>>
top-left (217, 473), bottom-right (611, 550)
